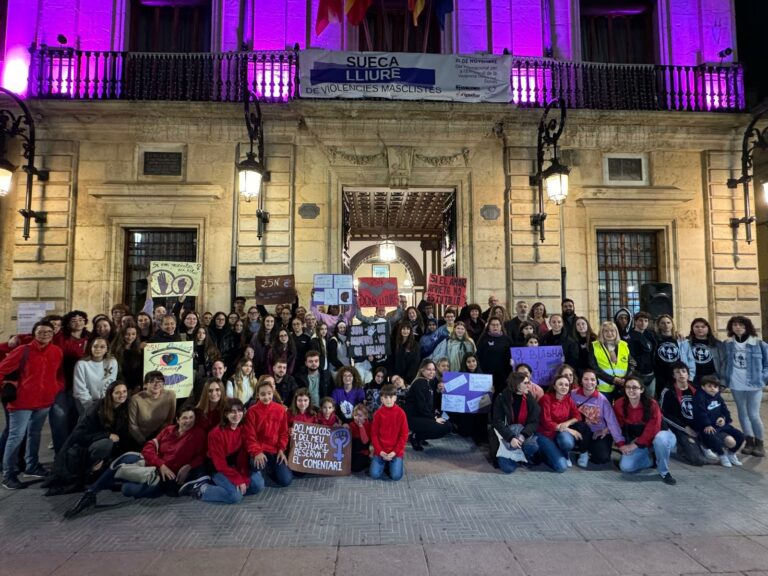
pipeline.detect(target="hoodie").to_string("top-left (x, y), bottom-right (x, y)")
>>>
top-left (613, 307), bottom-right (634, 341)
top-left (692, 387), bottom-right (731, 432)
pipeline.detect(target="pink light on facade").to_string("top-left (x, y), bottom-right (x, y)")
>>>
top-left (511, 61), bottom-right (552, 105)
top-left (248, 57), bottom-right (296, 101)
top-left (2, 51), bottom-right (30, 95)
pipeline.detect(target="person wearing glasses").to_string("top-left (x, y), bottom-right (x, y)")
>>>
top-left (614, 375), bottom-right (677, 485)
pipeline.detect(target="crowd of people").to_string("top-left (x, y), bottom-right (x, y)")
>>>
top-left (0, 291), bottom-right (766, 518)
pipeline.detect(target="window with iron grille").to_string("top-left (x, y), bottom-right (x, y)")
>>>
top-left (597, 230), bottom-right (659, 322)
top-left (124, 229), bottom-right (198, 313)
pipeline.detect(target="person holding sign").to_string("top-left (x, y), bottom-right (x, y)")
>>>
top-left (244, 379), bottom-right (293, 488)
top-left (405, 360), bottom-right (452, 451)
top-left (370, 384), bottom-right (409, 481)
top-left (491, 373), bottom-right (541, 473)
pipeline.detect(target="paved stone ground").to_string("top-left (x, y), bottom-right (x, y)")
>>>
top-left (3, 406), bottom-right (768, 575)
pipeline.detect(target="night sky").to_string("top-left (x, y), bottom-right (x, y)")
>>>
top-left (735, 0), bottom-right (768, 108)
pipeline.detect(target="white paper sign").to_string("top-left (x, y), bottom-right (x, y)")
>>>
top-left (468, 374), bottom-right (493, 393)
top-left (440, 394), bottom-right (466, 413)
top-left (17, 302), bottom-right (55, 334)
top-left (443, 374), bottom-right (467, 393)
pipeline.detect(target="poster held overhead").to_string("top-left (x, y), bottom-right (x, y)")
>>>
top-left (357, 277), bottom-right (398, 307)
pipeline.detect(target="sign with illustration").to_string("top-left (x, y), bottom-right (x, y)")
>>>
top-left (439, 371), bottom-right (494, 414)
top-left (287, 422), bottom-right (351, 476)
top-left (255, 274), bottom-right (297, 305)
top-left (312, 274), bottom-right (354, 306)
top-left (357, 277), bottom-right (399, 307)
top-left (149, 261), bottom-right (202, 297)
top-left (143, 341), bottom-right (194, 399)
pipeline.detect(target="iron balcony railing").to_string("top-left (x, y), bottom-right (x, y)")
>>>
top-left (28, 46), bottom-right (745, 112)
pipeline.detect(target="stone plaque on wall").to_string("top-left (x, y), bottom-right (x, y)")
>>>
top-left (143, 152), bottom-right (183, 176)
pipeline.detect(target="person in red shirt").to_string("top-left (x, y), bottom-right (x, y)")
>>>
top-left (288, 388), bottom-right (316, 430)
top-left (614, 375), bottom-right (678, 485)
top-left (316, 397), bottom-right (341, 428)
top-left (536, 376), bottom-right (591, 472)
top-left (194, 378), bottom-right (226, 433)
top-left (243, 379), bottom-right (292, 487)
top-left (189, 398), bottom-right (264, 503)
top-left (349, 403), bottom-right (372, 472)
top-left (370, 384), bottom-right (409, 481)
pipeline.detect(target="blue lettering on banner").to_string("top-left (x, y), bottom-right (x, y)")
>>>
top-left (310, 63), bottom-right (436, 86)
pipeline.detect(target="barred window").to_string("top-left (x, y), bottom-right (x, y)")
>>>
top-left (124, 228), bottom-right (198, 313)
top-left (597, 230), bottom-right (659, 322)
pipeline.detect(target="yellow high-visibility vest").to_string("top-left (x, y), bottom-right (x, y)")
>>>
top-left (592, 340), bottom-right (630, 393)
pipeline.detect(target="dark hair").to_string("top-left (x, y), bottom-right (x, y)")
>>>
top-left (726, 315), bottom-right (757, 338)
top-left (525, 334), bottom-right (540, 345)
top-left (634, 311), bottom-right (651, 321)
top-left (562, 298), bottom-right (575, 306)
top-left (176, 403), bottom-right (197, 419)
top-left (688, 317), bottom-right (717, 345)
top-left (305, 349), bottom-right (321, 360)
top-left (32, 320), bottom-right (55, 335)
top-left (670, 361), bottom-right (688, 373)
top-left (62, 310), bottom-right (89, 337)
top-left (99, 380), bottom-right (128, 429)
top-left (529, 302), bottom-right (548, 319)
top-left (460, 352), bottom-right (481, 373)
top-left (234, 296), bottom-right (246, 303)
top-left (372, 366), bottom-right (388, 382)
top-left (334, 366), bottom-right (363, 389)
top-left (515, 362), bottom-right (533, 373)
top-left (143, 370), bottom-right (164, 385)
top-left (395, 321), bottom-right (417, 351)
top-left (465, 303), bottom-right (482, 315)
top-left (700, 375), bottom-right (722, 389)
top-left (620, 376), bottom-right (651, 422)
top-left (506, 372), bottom-right (528, 393)
top-left (220, 398), bottom-right (245, 428)
top-left (196, 378), bottom-right (225, 414)
top-left (380, 384), bottom-right (398, 397)
top-left (570, 316), bottom-right (598, 343)
top-left (43, 314), bottom-right (63, 322)
top-left (289, 387), bottom-right (317, 417)
top-left (111, 303), bottom-right (131, 315)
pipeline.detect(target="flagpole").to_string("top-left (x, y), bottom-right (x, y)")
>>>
top-left (362, 17), bottom-right (374, 50)
top-left (422, 0), bottom-right (433, 52)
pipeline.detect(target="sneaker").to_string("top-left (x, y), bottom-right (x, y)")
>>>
top-left (410, 436), bottom-right (424, 452)
top-left (109, 452), bottom-right (143, 471)
top-left (2, 476), bottom-right (24, 490)
top-left (702, 448), bottom-right (719, 462)
top-left (661, 472), bottom-right (677, 485)
top-left (719, 454), bottom-right (732, 468)
top-left (178, 476), bottom-right (211, 497)
top-left (727, 451), bottom-right (743, 467)
top-left (63, 491), bottom-right (96, 519)
top-left (190, 483), bottom-right (209, 500)
top-left (576, 453), bottom-right (589, 469)
top-left (23, 464), bottom-right (49, 478)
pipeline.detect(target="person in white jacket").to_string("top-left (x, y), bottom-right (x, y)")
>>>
top-left (73, 337), bottom-right (118, 415)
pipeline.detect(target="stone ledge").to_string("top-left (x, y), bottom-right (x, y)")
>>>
top-left (574, 185), bottom-right (696, 206)
top-left (86, 183), bottom-right (224, 202)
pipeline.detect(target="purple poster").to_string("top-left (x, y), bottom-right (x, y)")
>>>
top-left (510, 346), bottom-right (565, 388)
top-left (440, 372), bottom-right (494, 414)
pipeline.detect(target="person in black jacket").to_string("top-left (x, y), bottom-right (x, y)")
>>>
top-left (491, 372), bottom-right (541, 473)
top-left (294, 350), bottom-right (333, 408)
top-left (692, 375), bottom-right (744, 467)
top-left (405, 359), bottom-right (452, 451)
top-left (627, 311), bottom-right (657, 394)
top-left (44, 381), bottom-right (131, 495)
top-left (659, 362), bottom-right (709, 466)
top-left (392, 323), bottom-right (420, 383)
top-left (542, 314), bottom-right (579, 368)
top-left (208, 311), bottom-right (240, 373)
top-left (476, 317), bottom-right (515, 396)
top-left (272, 358), bottom-right (299, 407)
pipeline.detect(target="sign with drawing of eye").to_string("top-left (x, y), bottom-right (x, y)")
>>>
top-left (143, 341), bottom-right (194, 399)
top-left (150, 261), bottom-right (202, 297)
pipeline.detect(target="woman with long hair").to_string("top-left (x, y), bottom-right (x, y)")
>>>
top-left (431, 321), bottom-right (476, 372)
top-left (209, 311), bottom-right (239, 372)
top-left (328, 320), bottom-right (351, 373)
top-left (192, 325), bottom-right (220, 380)
top-left (111, 323), bottom-right (143, 394)
top-left (226, 359), bottom-right (256, 406)
top-left (266, 327), bottom-right (297, 376)
top-left (680, 317), bottom-right (724, 386)
top-left (310, 322), bottom-right (330, 371)
top-left (195, 378), bottom-right (227, 432)
top-left (249, 314), bottom-right (276, 374)
top-left (476, 317), bottom-right (515, 396)
top-left (392, 322), bottom-right (421, 383)
top-left (404, 359), bottom-right (452, 451)
top-left (653, 314), bottom-right (695, 398)
top-left (571, 316), bottom-right (598, 374)
top-left (73, 337), bottom-right (119, 416)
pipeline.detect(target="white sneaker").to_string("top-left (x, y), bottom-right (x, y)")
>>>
top-left (577, 452), bottom-right (589, 468)
top-left (719, 454), bottom-right (732, 468)
top-left (727, 451), bottom-right (743, 466)
top-left (566, 457), bottom-right (573, 468)
top-left (703, 448), bottom-right (719, 462)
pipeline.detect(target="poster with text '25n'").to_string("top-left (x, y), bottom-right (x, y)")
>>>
top-left (299, 50), bottom-right (512, 103)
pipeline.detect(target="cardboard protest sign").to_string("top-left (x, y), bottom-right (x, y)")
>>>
top-left (357, 277), bottom-right (398, 307)
top-left (287, 422), bottom-right (351, 476)
top-left (312, 274), bottom-right (354, 306)
top-left (440, 371), bottom-right (494, 414)
top-left (150, 261), bottom-right (202, 297)
top-left (426, 274), bottom-right (467, 307)
top-left (143, 341), bottom-right (194, 399)
top-left (255, 274), bottom-right (297, 305)
top-left (510, 345), bottom-right (565, 388)
top-left (349, 323), bottom-right (390, 356)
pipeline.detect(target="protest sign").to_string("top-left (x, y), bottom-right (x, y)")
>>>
top-left (150, 261), bottom-right (202, 297)
top-left (426, 274), bottom-right (467, 306)
top-left (255, 274), bottom-right (297, 305)
top-left (288, 422), bottom-right (351, 476)
top-left (349, 323), bottom-right (389, 356)
top-left (510, 345), bottom-right (564, 387)
top-left (17, 301), bottom-right (55, 334)
top-left (440, 372), bottom-right (494, 414)
top-left (312, 274), bottom-right (354, 306)
top-left (357, 277), bottom-right (398, 307)
top-left (143, 341), bottom-right (194, 399)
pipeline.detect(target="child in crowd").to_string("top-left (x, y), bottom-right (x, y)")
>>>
top-left (370, 385), bottom-right (409, 481)
top-left (244, 379), bottom-right (292, 487)
top-left (316, 397), bottom-right (341, 428)
top-left (349, 404), bottom-right (372, 472)
top-left (659, 362), bottom-right (711, 466)
top-left (288, 388), bottom-right (316, 429)
top-left (693, 375), bottom-right (744, 468)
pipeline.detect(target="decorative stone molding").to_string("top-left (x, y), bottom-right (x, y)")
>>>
top-left (298, 203), bottom-right (321, 219)
top-left (326, 146), bottom-right (386, 166)
top-left (87, 183), bottom-right (223, 202)
top-left (480, 205), bottom-right (501, 220)
top-left (386, 146), bottom-right (414, 188)
top-left (574, 186), bottom-right (696, 207)
top-left (414, 148), bottom-right (470, 168)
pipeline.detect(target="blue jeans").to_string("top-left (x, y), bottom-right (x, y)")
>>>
top-left (731, 389), bottom-right (764, 439)
top-left (619, 430), bottom-right (677, 476)
top-left (88, 453), bottom-right (143, 493)
top-left (202, 471), bottom-right (265, 504)
top-left (252, 453), bottom-right (292, 487)
top-left (122, 481), bottom-right (164, 499)
top-left (537, 432), bottom-right (575, 473)
top-left (369, 455), bottom-right (404, 480)
top-left (498, 440), bottom-right (539, 474)
top-left (2, 408), bottom-right (50, 478)
top-left (49, 391), bottom-right (76, 453)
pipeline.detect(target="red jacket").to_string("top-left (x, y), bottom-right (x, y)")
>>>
top-left (0, 340), bottom-right (63, 411)
top-left (208, 425), bottom-right (250, 487)
top-left (0, 334), bottom-right (33, 363)
top-left (349, 420), bottom-right (372, 456)
top-left (315, 412), bottom-right (339, 428)
top-left (142, 424), bottom-right (207, 473)
top-left (613, 397), bottom-right (662, 448)
top-left (195, 407), bottom-right (222, 433)
top-left (244, 401), bottom-right (289, 455)
top-left (288, 411), bottom-right (315, 427)
top-left (537, 393), bottom-right (581, 439)
top-left (371, 404), bottom-right (409, 458)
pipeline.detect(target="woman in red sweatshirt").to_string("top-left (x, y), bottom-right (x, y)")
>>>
top-left (244, 379), bottom-right (293, 487)
top-left (614, 375), bottom-right (678, 485)
top-left (370, 384), bottom-right (409, 481)
top-left (536, 376), bottom-right (592, 472)
top-left (189, 398), bottom-right (264, 503)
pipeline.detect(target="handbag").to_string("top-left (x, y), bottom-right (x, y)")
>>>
top-left (114, 459), bottom-right (161, 486)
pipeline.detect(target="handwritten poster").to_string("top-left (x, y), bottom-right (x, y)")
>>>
top-left (150, 261), bottom-right (202, 297)
top-left (349, 323), bottom-right (390, 356)
top-left (440, 372), bottom-right (494, 414)
top-left (143, 341), bottom-right (194, 399)
top-left (426, 274), bottom-right (467, 307)
top-left (357, 277), bottom-right (399, 307)
top-left (312, 274), bottom-right (354, 306)
top-left (288, 422), bottom-right (351, 476)
top-left (17, 301), bottom-right (55, 334)
top-left (255, 274), bottom-right (297, 305)
top-left (510, 346), bottom-right (565, 388)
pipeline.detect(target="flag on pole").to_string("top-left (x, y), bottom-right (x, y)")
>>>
top-left (435, 0), bottom-right (454, 30)
top-left (316, 0), bottom-right (343, 35)
top-left (408, 0), bottom-right (426, 26)
top-left (345, 0), bottom-right (372, 26)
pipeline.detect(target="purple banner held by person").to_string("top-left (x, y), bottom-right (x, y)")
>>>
top-left (440, 372), bottom-right (494, 414)
top-left (510, 346), bottom-right (564, 388)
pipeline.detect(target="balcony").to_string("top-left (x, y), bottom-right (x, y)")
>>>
top-left (27, 46), bottom-right (745, 112)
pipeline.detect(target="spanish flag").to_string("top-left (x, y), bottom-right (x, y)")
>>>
top-left (316, 0), bottom-right (343, 35)
top-left (408, 0), bottom-right (426, 26)
top-left (345, 0), bottom-right (372, 26)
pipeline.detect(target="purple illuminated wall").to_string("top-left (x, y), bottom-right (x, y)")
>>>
top-left (456, 0), bottom-right (487, 54)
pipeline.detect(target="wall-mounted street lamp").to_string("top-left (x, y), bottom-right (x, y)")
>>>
top-left (728, 108), bottom-right (767, 244)
top-left (0, 88), bottom-right (49, 240)
top-left (529, 98), bottom-right (569, 243)
top-left (236, 90), bottom-right (270, 239)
